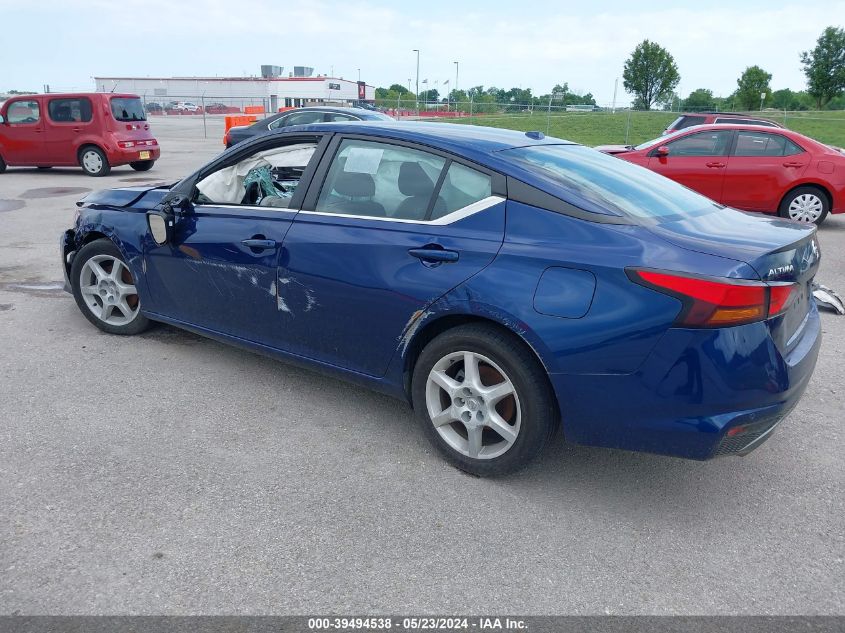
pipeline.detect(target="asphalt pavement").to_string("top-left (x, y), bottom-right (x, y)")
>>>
top-left (0, 116), bottom-right (843, 615)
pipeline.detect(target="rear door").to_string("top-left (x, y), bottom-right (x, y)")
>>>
top-left (277, 136), bottom-right (507, 376)
top-left (44, 96), bottom-right (94, 165)
top-left (0, 98), bottom-right (45, 164)
top-left (722, 130), bottom-right (809, 211)
top-left (647, 129), bottom-right (733, 203)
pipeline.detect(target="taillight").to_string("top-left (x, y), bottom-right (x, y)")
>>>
top-left (118, 141), bottom-right (135, 148)
top-left (628, 269), bottom-right (798, 328)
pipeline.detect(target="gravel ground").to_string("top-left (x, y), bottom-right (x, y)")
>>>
top-left (0, 116), bottom-right (843, 615)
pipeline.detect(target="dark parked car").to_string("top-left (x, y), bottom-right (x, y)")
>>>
top-left (61, 122), bottom-right (820, 475)
top-left (664, 112), bottom-right (782, 135)
top-left (144, 102), bottom-right (163, 113)
top-left (223, 106), bottom-right (393, 147)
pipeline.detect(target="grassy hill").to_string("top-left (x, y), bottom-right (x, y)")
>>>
top-left (433, 110), bottom-right (845, 148)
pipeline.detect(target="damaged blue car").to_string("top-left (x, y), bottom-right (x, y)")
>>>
top-left (61, 122), bottom-right (821, 475)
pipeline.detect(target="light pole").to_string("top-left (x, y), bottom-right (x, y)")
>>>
top-left (358, 68), bottom-right (361, 82)
top-left (454, 61), bottom-right (459, 112)
top-left (413, 49), bottom-right (420, 113)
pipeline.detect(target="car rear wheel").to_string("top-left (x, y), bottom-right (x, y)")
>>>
top-left (71, 239), bottom-right (150, 335)
top-left (779, 187), bottom-right (829, 225)
top-left (79, 146), bottom-right (111, 177)
top-left (412, 324), bottom-right (558, 476)
top-left (130, 160), bottom-right (155, 172)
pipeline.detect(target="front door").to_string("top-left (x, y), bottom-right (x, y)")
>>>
top-left (277, 137), bottom-right (507, 376)
top-left (647, 129), bottom-right (733, 203)
top-left (143, 135), bottom-right (326, 345)
top-left (0, 98), bottom-right (45, 165)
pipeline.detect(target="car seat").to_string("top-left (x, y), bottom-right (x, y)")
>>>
top-left (325, 172), bottom-right (385, 216)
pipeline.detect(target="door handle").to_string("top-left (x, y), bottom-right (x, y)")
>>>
top-left (783, 161), bottom-right (805, 168)
top-left (705, 161), bottom-right (726, 168)
top-left (241, 238), bottom-right (277, 250)
top-left (73, 127), bottom-right (82, 133)
top-left (408, 247), bottom-right (459, 263)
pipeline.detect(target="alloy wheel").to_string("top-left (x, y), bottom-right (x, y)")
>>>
top-left (425, 350), bottom-right (521, 460)
top-left (78, 255), bottom-right (140, 326)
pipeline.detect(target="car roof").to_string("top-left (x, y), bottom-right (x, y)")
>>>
top-left (272, 120), bottom-right (575, 154)
top-left (663, 123), bottom-right (830, 149)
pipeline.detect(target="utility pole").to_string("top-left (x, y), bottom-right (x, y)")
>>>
top-left (413, 49), bottom-right (420, 114)
top-left (454, 61), bottom-right (459, 111)
top-left (612, 77), bottom-right (618, 113)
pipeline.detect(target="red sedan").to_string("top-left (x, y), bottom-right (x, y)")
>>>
top-left (596, 124), bottom-right (845, 224)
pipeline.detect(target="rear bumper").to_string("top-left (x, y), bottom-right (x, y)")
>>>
top-left (104, 145), bottom-right (160, 166)
top-left (550, 305), bottom-right (821, 460)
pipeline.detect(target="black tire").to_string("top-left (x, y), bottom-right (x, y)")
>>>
top-left (778, 186), bottom-right (829, 225)
top-left (70, 239), bottom-right (151, 335)
top-left (0, 154), bottom-right (6, 173)
top-left (130, 160), bottom-right (155, 172)
top-left (411, 323), bottom-right (558, 476)
top-left (78, 146), bottom-right (111, 177)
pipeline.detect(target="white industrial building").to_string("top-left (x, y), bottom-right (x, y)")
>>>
top-left (93, 66), bottom-right (374, 111)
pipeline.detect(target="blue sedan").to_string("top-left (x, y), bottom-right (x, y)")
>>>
top-left (60, 122), bottom-right (821, 475)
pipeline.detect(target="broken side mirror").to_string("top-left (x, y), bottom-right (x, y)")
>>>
top-left (147, 211), bottom-right (173, 246)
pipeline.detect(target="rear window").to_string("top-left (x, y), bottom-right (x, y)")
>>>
top-left (673, 115), bottom-right (706, 130)
top-left (110, 97), bottom-right (146, 122)
top-left (503, 144), bottom-right (718, 221)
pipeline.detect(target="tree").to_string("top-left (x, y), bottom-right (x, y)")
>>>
top-left (684, 88), bottom-right (715, 111)
top-left (622, 40), bottom-right (680, 110)
top-left (388, 83), bottom-right (410, 95)
top-left (735, 65), bottom-right (772, 110)
top-left (800, 26), bottom-right (845, 109)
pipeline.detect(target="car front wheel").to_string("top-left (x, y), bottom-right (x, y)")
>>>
top-left (412, 324), bottom-right (558, 476)
top-left (70, 239), bottom-right (150, 335)
top-left (779, 187), bottom-right (829, 225)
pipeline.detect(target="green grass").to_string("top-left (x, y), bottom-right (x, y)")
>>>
top-left (432, 110), bottom-right (845, 148)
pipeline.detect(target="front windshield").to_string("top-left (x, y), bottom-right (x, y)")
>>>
top-left (110, 97), bottom-right (146, 122)
top-left (502, 144), bottom-right (720, 221)
top-left (634, 127), bottom-right (688, 150)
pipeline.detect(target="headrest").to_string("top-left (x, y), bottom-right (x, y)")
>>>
top-left (334, 172), bottom-right (375, 197)
top-left (398, 162), bottom-right (434, 197)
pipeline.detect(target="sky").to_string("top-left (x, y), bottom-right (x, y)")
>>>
top-left (1, 0), bottom-right (842, 104)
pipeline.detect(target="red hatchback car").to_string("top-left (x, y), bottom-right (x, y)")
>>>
top-left (0, 92), bottom-right (160, 176)
top-left (596, 124), bottom-right (845, 224)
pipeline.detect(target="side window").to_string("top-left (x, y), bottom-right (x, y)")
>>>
top-left (733, 132), bottom-right (803, 157)
top-left (431, 162), bottom-right (492, 220)
top-left (283, 111), bottom-right (327, 127)
top-left (315, 139), bottom-right (446, 220)
top-left (194, 141), bottom-right (319, 207)
top-left (326, 113), bottom-right (357, 122)
top-left (6, 100), bottom-right (40, 124)
top-left (48, 98), bottom-right (93, 123)
top-left (664, 130), bottom-right (732, 157)
top-left (716, 118), bottom-right (775, 127)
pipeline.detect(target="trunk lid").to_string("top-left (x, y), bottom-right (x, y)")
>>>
top-left (647, 208), bottom-right (820, 350)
